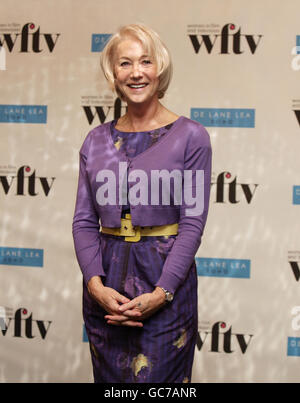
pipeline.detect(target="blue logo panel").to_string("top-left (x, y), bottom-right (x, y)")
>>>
top-left (191, 108), bottom-right (255, 128)
top-left (0, 247), bottom-right (43, 267)
top-left (293, 186), bottom-right (300, 205)
top-left (91, 34), bottom-right (112, 52)
top-left (287, 337), bottom-right (300, 357)
top-left (196, 257), bottom-right (251, 278)
top-left (0, 105), bottom-right (47, 123)
top-left (83, 324), bottom-right (88, 342)
top-left (296, 36), bottom-right (300, 54)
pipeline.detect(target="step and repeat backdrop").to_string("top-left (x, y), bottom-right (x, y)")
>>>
top-left (0, 0), bottom-right (300, 383)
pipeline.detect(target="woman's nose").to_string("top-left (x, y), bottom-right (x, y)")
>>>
top-left (131, 63), bottom-right (142, 77)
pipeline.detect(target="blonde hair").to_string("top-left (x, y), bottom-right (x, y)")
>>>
top-left (100, 23), bottom-right (173, 100)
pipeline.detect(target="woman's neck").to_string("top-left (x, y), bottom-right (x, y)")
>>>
top-left (117, 100), bottom-right (178, 132)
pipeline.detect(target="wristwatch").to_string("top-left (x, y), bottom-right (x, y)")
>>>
top-left (160, 287), bottom-right (174, 302)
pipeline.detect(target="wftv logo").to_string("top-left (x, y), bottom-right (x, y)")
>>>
top-left (81, 96), bottom-right (127, 125)
top-left (288, 251), bottom-right (300, 281)
top-left (294, 110), bottom-right (300, 126)
top-left (0, 307), bottom-right (51, 339)
top-left (0, 165), bottom-right (55, 196)
top-left (211, 171), bottom-right (258, 204)
top-left (0, 23), bottom-right (60, 53)
top-left (197, 321), bottom-right (253, 354)
top-left (188, 23), bottom-right (262, 54)
top-left (292, 100), bottom-right (300, 127)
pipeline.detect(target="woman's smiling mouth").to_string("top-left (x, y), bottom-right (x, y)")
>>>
top-left (127, 83), bottom-right (149, 89)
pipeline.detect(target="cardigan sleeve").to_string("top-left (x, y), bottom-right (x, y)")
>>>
top-left (72, 131), bottom-right (106, 286)
top-left (155, 124), bottom-right (212, 294)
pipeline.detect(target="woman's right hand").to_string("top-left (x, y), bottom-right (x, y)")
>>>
top-left (87, 276), bottom-right (143, 327)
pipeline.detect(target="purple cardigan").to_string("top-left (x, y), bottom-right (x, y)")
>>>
top-left (72, 116), bottom-right (212, 294)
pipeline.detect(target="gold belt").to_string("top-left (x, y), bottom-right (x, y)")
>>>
top-left (101, 214), bottom-right (178, 242)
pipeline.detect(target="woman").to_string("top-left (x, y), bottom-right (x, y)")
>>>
top-left (72, 23), bottom-right (212, 383)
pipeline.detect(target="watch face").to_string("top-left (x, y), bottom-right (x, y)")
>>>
top-left (161, 287), bottom-right (174, 302)
top-left (166, 292), bottom-right (174, 302)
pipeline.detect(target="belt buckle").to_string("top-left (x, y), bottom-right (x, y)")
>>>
top-left (125, 226), bottom-right (141, 242)
top-left (121, 215), bottom-right (141, 242)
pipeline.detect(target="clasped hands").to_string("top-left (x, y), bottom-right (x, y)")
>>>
top-left (87, 276), bottom-right (166, 327)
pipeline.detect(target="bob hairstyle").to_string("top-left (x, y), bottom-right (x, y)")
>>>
top-left (100, 23), bottom-right (173, 100)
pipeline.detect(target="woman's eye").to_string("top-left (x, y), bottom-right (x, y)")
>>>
top-left (142, 60), bottom-right (152, 65)
top-left (120, 61), bottom-right (130, 67)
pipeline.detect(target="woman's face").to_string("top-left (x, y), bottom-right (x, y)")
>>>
top-left (113, 37), bottom-right (159, 105)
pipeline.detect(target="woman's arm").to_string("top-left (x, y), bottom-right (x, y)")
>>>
top-left (155, 124), bottom-right (212, 295)
top-left (72, 132), bottom-right (105, 286)
top-left (72, 132), bottom-right (143, 326)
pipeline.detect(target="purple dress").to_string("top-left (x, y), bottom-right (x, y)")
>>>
top-left (82, 120), bottom-right (198, 383)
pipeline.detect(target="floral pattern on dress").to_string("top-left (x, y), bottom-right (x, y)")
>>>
top-left (110, 120), bottom-right (173, 159)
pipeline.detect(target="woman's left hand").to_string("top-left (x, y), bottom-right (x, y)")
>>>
top-left (104, 287), bottom-right (166, 326)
